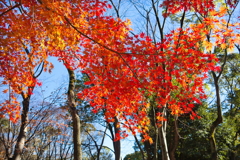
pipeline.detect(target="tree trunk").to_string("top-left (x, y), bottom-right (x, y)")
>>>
top-left (133, 134), bottom-right (145, 160)
top-left (10, 95), bottom-right (30, 160)
top-left (159, 106), bottom-right (170, 160)
top-left (67, 68), bottom-right (82, 160)
top-left (209, 71), bottom-right (223, 160)
top-left (113, 118), bottom-right (121, 160)
top-left (108, 117), bottom-right (121, 160)
top-left (169, 116), bottom-right (179, 160)
top-left (153, 127), bottom-right (158, 160)
top-left (143, 139), bottom-right (154, 160)
top-left (151, 102), bottom-right (158, 160)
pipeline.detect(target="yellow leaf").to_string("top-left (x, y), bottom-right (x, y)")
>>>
top-left (146, 102), bottom-right (150, 108)
top-left (202, 40), bottom-right (213, 52)
top-left (220, 43), bottom-right (227, 49)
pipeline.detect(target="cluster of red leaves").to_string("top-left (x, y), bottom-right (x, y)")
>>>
top-left (1, 0), bottom-right (239, 141)
top-left (0, 93), bottom-right (20, 123)
top-left (77, 6), bottom-right (239, 140)
top-left (160, 0), bottom-right (239, 17)
top-left (160, 0), bottom-right (215, 17)
top-left (78, 22), bottom-right (221, 139)
top-left (1, 0), bottom-right (111, 120)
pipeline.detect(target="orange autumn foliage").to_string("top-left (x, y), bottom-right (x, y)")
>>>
top-left (1, 0), bottom-right (239, 140)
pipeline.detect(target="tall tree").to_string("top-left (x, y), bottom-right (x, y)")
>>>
top-left (106, 0), bottom-right (240, 159)
top-left (0, 1), bottom-right (130, 159)
top-left (206, 2), bottom-right (239, 159)
top-left (1, 1), bottom-right (239, 160)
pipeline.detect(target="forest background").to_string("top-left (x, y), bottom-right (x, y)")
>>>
top-left (0, 0), bottom-right (240, 160)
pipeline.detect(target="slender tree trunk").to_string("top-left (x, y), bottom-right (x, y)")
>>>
top-left (108, 117), bottom-right (121, 160)
top-left (133, 134), bottom-right (145, 160)
top-left (153, 127), bottom-right (158, 160)
top-left (67, 68), bottom-right (82, 160)
top-left (10, 95), bottom-right (30, 160)
top-left (152, 103), bottom-right (158, 160)
top-left (113, 118), bottom-right (121, 160)
top-left (159, 106), bottom-right (170, 160)
top-left (143, 138), bottom-right (153, 160)
top-left (169, 116), bottom-right (179, 160)
top-left (209, 71), bottom-right (223, 160)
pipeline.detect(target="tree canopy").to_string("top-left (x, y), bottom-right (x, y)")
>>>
top-left (0, 0), bottom-right (239, 160)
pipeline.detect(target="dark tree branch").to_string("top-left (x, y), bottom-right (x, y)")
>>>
top-left (0, 3), bottom-right (20, 17)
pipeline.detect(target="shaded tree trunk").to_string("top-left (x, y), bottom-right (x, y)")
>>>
top-left (10, 93), bottom-right (31, 160)
top-left (67, 68), bottom-right (82, 160)
top-left (108, 117), bottom-right (121, 160)
top-left (209, 71), bottom-right (223, 160)
top-left (143, 139), bottom-right (154, 160)
top-left (113, 119), bottom-right (121, 160)
top-left (152, 102), bottom-right (159, 160)
top-left (133, 134), bottom-right (145, 160)
top-left (169, 116), bottom-right (179, 160)
top-left (208, 48), bottom-right (228, 160)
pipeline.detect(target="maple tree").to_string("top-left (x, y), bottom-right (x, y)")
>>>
top-left (1, 0), bottom-right (114, 159)
top-left (1, 0), bottom-right (132, 159)
top-left (1, 0), bottom-right (239, 160)
top-left (104, 0), bottom-right (239, 160)
top-left (81, 0), bottom-right (238, 136)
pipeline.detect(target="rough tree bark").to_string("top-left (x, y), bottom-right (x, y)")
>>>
top-left (67, 68), bottom-right (82, 160)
